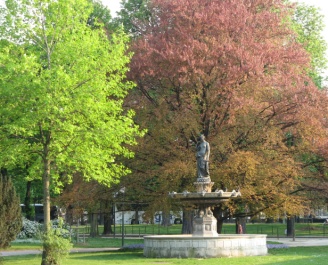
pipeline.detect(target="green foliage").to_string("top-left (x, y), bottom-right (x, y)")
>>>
top-left (292, 3), bottom-right (327, 88)
top-left (0, 0), bottom-right (144, 199)
top-left (0, 173), bottom-right (22, 249)
top-left (10, 168), bottom-right (43, 207)
top-left (88, 0), bottom-right (114, 33)
top-left (41, 219), bottom-right (73, 265)
top-left (0, 3), bottom-right (144, 264)
top-left (114, 0), bottom-right (151, 36)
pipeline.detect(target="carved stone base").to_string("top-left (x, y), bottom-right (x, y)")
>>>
top-left (193, 215), bottom-right (219, 237)
top-left (144, 234), bottom-right (268, 258)
top-left (194, 177), bottom-right (214, 193)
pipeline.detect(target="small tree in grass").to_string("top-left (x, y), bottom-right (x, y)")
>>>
top-left (0, 169), bottom-right (22, 248)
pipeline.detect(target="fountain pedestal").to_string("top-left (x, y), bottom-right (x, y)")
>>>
top-left (193, 215), bottom-right (218, 237)
top-left (192, 177), bottom-right (218, 237)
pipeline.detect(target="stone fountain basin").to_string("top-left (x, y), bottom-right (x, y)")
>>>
top-left (144, 234), bottom-right (267, 258)
top-left (169, 191), bottom-right (241, 205)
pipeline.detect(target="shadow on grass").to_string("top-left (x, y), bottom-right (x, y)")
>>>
top-left (69, 250), bottom-right (144, 261)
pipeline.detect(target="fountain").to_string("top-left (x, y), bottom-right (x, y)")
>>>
top-left (143, 135), bottom-right (268, 258)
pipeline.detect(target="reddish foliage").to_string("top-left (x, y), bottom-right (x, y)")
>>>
top-left (126, 0), bottom-right (328, 217)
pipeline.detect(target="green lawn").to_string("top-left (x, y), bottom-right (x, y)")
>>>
top-left (73, 222), bottom-right (328, 238)
top-left (2, 247), bottom-right (328, 265)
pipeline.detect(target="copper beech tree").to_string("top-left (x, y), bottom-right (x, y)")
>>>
top-left (123, 0), bottom-right (328, 230)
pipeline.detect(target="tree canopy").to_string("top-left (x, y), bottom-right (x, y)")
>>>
top-left (123, 0), bottom-right (328, 223)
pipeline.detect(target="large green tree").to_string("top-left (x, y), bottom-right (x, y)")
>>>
top-left (0, 0), bottom-right (143, 262)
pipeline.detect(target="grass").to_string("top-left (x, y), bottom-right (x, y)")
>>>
top-left (4, 242), bottom-right (42, 251)
top-left (72, 222), bottom-right (328, 238)
top-left (2, 246), bottom-right (328, 265)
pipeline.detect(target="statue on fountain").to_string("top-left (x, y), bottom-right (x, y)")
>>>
top-left (196, 134), bottom-right (210, 179)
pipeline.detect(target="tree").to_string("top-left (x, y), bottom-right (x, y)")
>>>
top-left (0, 169), bottom-right (22, 248)
top-left (88, 0), bottom-right (117, 34)
top-left (114, 0), bottom-right (151, 36)
top-left (292, 3), bottom-right (327, 88)
top-left (125, 0), bottom-right (328, 232)
top-left (0, 0), bottom-right (144, 263)
top-left (284, 3), bottom-right (328, 234)
top-left (56, 174), bottom-right (117, 235)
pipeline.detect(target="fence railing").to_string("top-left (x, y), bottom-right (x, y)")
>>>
top-left (71, 222), bottom-right (328, 240)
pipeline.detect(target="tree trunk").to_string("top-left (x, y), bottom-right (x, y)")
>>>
top-left (213, 206), bottom-right (228, 234)
top-left (133, 209), bottom-right (140, 224)
top-left (42, 159), bottom-right (51, 230)
top-left (66, 205), bottom-right (74, 225)
top-left (24, 181), bottom-right (33, 220)
top-left (182, 209), bottom-right (193, 234)
top-left (235, 217), bottom-right (246, 234)
top-left (90, 213), bottom-right (98, 237)
top-left (217, 219), bottom-right (224, 234)
top-left (287, 216), bottom-right (295, 237)
top-left (103, 202), bottom-right (114, 235)
top-left (41, 157), bottom-right (51, 265)
top-left (161, 211), bottom-right (171, 226)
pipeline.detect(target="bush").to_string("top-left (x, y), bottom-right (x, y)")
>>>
top-left (42, 228), bottom-right (73, 265)
top-left (0, 174), bottom-right (22, 248)
top-left (17, 218), bottom-right (42, 239)
top-left (51, 218), bottom-right (74, 239)
top-left (17, 217), bottom-right (74, 240)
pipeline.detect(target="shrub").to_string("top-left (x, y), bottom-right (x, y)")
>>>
top-left (17, 218), bottom-right (42, 239)
top-left (0, 174), bottom-right (22, 248)
top-left (41, 218), bottom-right (73, 265)
top-left (42, 230), bottom-right (72, 265)
top-left (17, 217), bottom-right (74, 241)
top-left (51, 218), bottom-right (74, 239)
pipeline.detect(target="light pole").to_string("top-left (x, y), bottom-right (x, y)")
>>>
top-left (113, 202), bottom-right (116, 239)
top-left (120, 187), bottom-right (126, 247)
